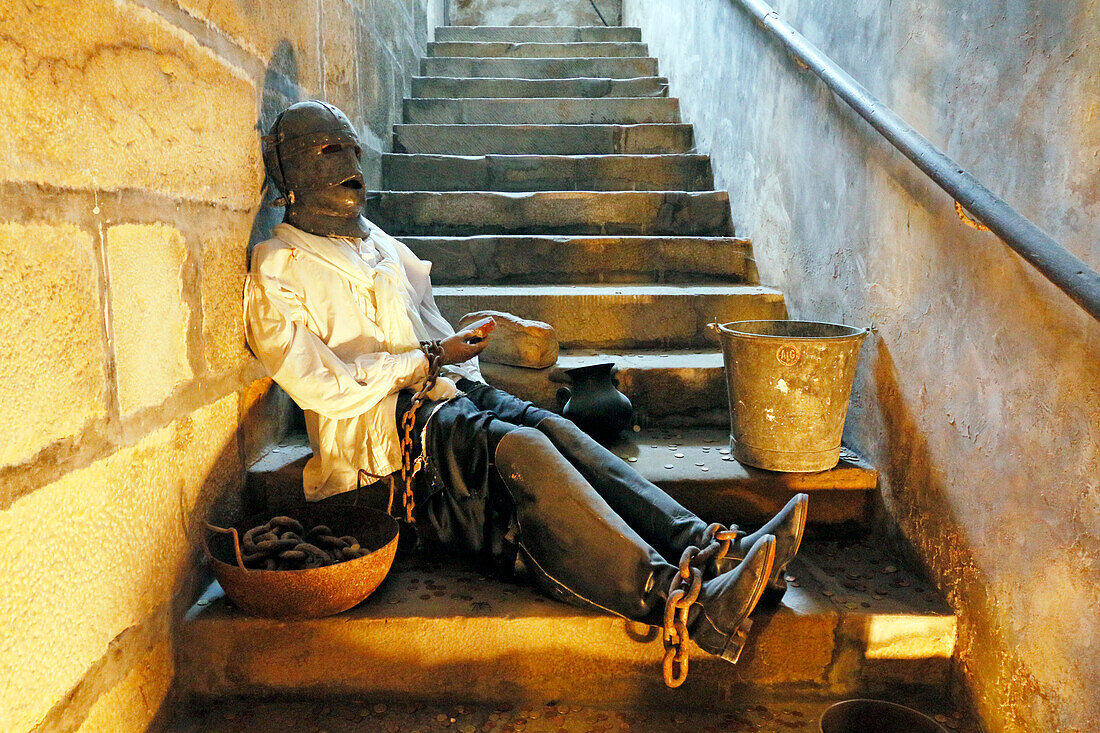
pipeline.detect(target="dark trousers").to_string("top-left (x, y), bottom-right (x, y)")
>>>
top-left (326, 379), bottom-right (709, 620)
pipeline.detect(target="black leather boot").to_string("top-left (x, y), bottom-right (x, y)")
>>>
top-left (534, 415), bottom-right (709, 562)
top-left (715, 493), bottom-right (808, 604)
top-left (494, 426), bottom-right (775, 666)
top-left (494, 426), bottom-right (677, 619)
top-left (690, 534), bottom-right (776, 662)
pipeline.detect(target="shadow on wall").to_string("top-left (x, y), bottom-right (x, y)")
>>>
top-left (248, 40), bottom-right (301, 260)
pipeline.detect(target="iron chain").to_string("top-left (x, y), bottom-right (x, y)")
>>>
top-left (396, 340), bottom-right (444, 524)
top-left (661, 522), bottom-right (739, 688)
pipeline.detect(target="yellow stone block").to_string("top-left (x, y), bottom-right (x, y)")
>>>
top-left (0, 393), bottom-right (240, 732)
top-left (201, 216), bottom-right (251, 373)
top-left (0, 0), bottom-right (260, 209)
top-left (77, 640), bottom-right (174, 733)
top-left (107, 223), bottom-right (192, 415)
top-left (321, 0), bottom-right (360, 120)
top-left (175, 0), bottom-right (322, 91)
top-left (0, 223), bottom-right (107, 467)
top-left (864, 613), bottom-right (957, 659)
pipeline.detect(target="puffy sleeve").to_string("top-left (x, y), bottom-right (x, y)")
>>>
top-left (244, 270), bottom-right (429, 420)
top-left (384, 229), bottom-right (484, 383)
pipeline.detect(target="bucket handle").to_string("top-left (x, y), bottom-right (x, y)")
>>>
top-left (205, 523), bottom-right (247, 571)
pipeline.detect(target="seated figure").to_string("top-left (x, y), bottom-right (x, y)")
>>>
top-left (244, 100), bottom-right (808, 668)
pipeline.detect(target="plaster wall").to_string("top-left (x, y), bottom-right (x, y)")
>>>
top-left (0, 0), bottom-right (442, 729)
top-left (622, 1), bottom-right (1099, 730)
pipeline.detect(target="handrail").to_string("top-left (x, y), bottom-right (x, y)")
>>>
top-left (588, 0), bottom-right (610, 27)
top-left (730, 0), bottom-right (1100, 323)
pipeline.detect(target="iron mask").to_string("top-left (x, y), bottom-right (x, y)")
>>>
top-left (262, 101), bottom-right (370, 239)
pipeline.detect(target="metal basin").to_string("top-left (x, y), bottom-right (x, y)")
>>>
top-left (204, 504), bottom-right (399, 620)
top-left (820, 699), bottom-right (948, 733)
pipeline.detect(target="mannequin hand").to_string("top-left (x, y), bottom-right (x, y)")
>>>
top-left (439, 327), bottom-right (490, 365)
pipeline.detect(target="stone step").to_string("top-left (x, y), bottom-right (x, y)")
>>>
top-left (428, 41), bottom-right (650, 58)
top-left (169, 695), bottom-right (981, 732)
top-left (431, 283), bottom-right (785, 349)
top-left (179, 540), bottom-right (952, 706)
top-left (393, 123), bottom-right (694, 155)
top-left (422, 56), bottom-right (659, 79)
top-left (481, 349), bottom-right (730, 426)
top-left (435, 25), bottom-right (643, 43)
top-left (382, 154), bottom-right (712, 192)
top-left (412, 75), bottom-right (669, 98)
top-left (399, 235), bottom-right (758, 284)
top-left (242, 428), bottom-right (877, 528)
top-left (403, 97), bottom-right (680, 125)
top-left (364, 190), bottom-right (734, 236)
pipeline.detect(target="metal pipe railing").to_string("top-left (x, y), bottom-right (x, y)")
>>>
top-left (731, 0), bottom-right (1100, 323)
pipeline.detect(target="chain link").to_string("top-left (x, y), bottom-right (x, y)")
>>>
top-left (394, 340), bottom-right (445, 524)
top-left (661, 522), bottom-right (739, 688)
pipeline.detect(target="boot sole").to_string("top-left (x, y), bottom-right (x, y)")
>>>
top-left (693, 538), bottom-right (776, 663)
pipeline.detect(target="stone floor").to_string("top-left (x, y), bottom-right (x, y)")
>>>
top-left (167, 696), bottom-right (980, 733)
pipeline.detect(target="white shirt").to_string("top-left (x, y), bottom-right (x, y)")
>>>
top-left (244, 221), bottom-right (481, 501)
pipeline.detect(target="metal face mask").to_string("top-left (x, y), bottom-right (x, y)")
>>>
top-left (262, 101), bottom-right (370, 239)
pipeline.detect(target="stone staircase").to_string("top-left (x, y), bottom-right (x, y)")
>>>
top-left (175, 23), bottom-right (959, 722)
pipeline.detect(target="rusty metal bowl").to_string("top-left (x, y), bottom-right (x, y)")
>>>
top-left (203, 503), bottom-right (399, 620)
top-left (820, 699), bottom-right (948, 733)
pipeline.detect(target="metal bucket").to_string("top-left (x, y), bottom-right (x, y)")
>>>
top-left (820, 699), bottom-right (948, 733)
top-left (710, 320), bottom-right (867, 472)
top-left (203, 503), bottom-right (399, 620)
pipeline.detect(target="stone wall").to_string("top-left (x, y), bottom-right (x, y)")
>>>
top-left (623, 1), bottom-right (1099, 731)
top-left (0, 0), bottom-right (442, 730)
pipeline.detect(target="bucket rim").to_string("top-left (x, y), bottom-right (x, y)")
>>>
top-left (819, 698), bottom-right (948, 733)
top-left (712, 319), bottom-right (868, 341)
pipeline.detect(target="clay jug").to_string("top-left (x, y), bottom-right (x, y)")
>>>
top-left (556, 362), bottom-right (633, 444)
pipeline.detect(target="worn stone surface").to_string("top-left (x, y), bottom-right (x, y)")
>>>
top-left (383, 153), bottom-right (711, 191)
top-left (107, 224), bottom-right (193, 416)
top-left (402, 235), bottom-right (756, 284)
top-left (458, 310), bottom-right (559, 368)
top-left (75, 640), bottom-right (173, 733)
top-left (167, 696), bottom-right (983, 733)
top-left (422, 56), bottom-right (658, 79)
top-left (433, 284), bottom-right (784, 349)
top-left (625, 0), bottom-right (1099, 729)
top-left (177, 540), bottom-right (951, 703)
top-left (610, 430), bottom-right (877, 526)
top-left (173, 0), bottom-right (323, 90)
top-left (394, 123), bottom-right (694, 155)
top-left (202, 216), bottom-right (252, 374)
top-left (246, 428), bottom-right (877, 526)
top-left (437, 25), bottom-right (642, 43)
top-left (366, 190), bottom-right (734, 236)
top-left (413, 75), bottom-right (669, 98)
top-left (451, 0), bottom-right (622, 27)
top-left (238, 377), bottom-right (293, 469)
top-left (320, 0), bottom-right (360, 123)
top-left (0, 223), bottom-right (106, 468)
top-left (0, 393), bottom-right (240, 732)
top-left (0, 0), bottom-right (260, 209)
top-left (404, 97), bottom-right (680, 125)
top-left (429, 41), bottom-right (650, 58)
